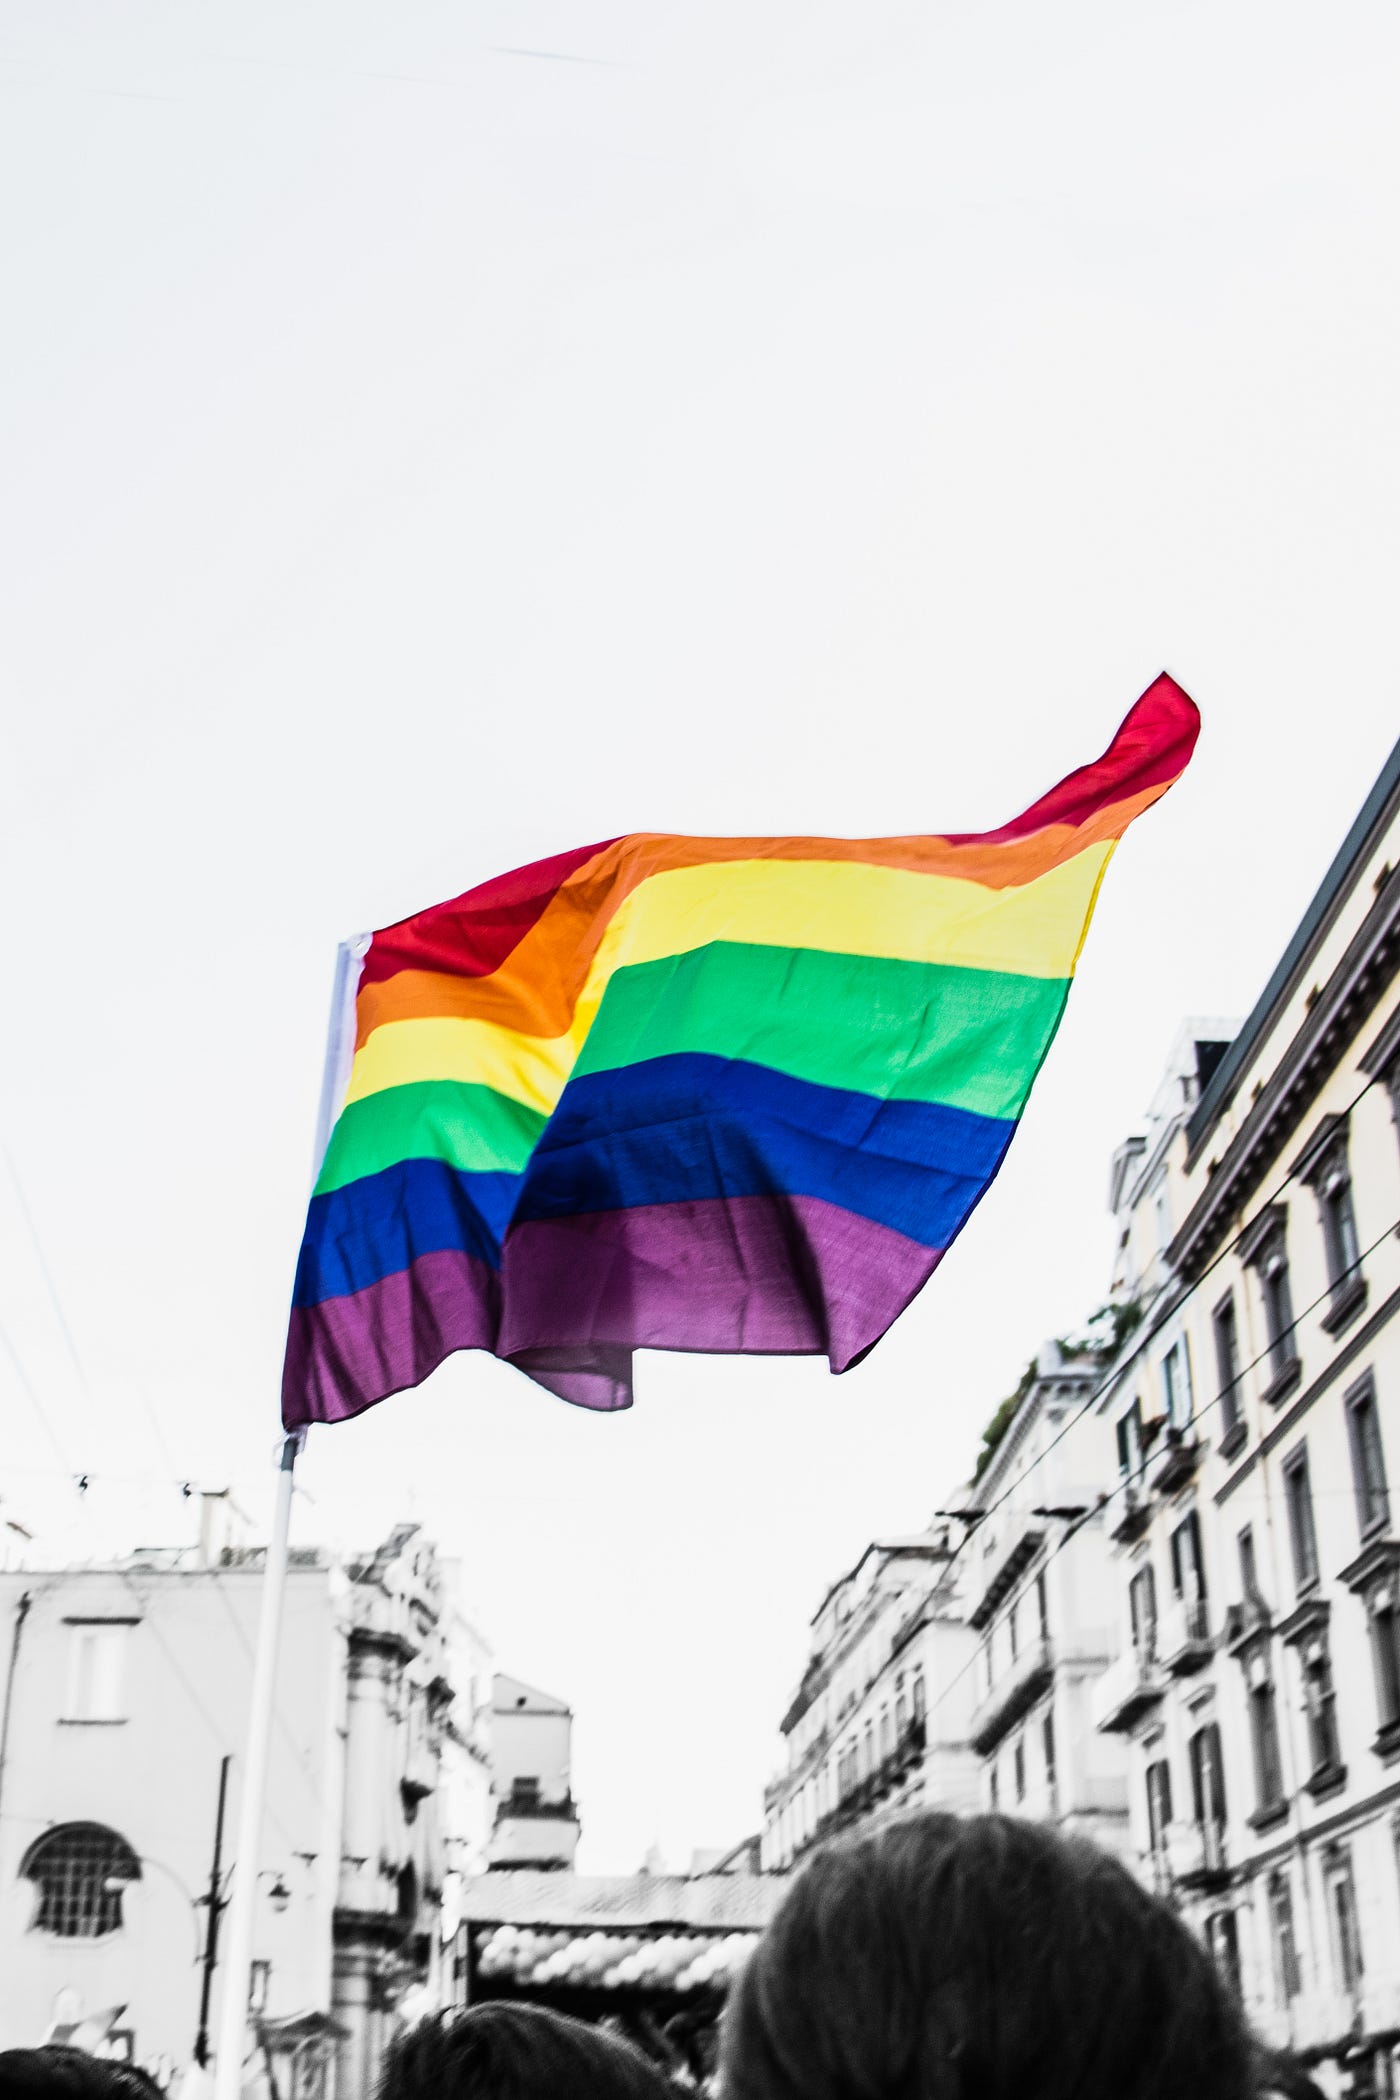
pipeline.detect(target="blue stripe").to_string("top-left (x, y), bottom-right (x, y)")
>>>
top-left (293, 1161), bottom-right (517, 1306)
top-left (511, 1053), bottom-right (1014, 1247)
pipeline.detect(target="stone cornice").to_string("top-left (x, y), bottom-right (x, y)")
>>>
top-left (1171, 868), bottom-right (1400, 1279)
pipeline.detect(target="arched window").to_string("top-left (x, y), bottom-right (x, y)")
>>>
top-left (21, 1823), bottom-right (140, 1938)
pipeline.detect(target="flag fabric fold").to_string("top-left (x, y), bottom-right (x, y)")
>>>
top-left (282, 673), bottom-right (1198, 1427)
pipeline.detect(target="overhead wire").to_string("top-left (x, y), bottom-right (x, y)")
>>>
top-left (951, 1063), bottom-right (1389, 1551)
top-left (0, 1143), bottom-right (326, 1816)
top-left (858, 1206), bottom-right (1400, 1764)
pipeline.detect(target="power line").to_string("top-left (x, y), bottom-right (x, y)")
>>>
top-left (778, 1205), bottom-right (1400, 1853)
top-left (0, 1308), bottom-right (75, 1478)
top-left (896, 1206), bottom-right (1400, 1746)
top-left (958, 1065), bottom-right (1388, 1548)
top-left (115, 1567), bottom-right (305, 1857)
top-left (0, 1148), bottom-right (325, 1813)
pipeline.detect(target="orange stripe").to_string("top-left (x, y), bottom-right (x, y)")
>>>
top-left (353, 787), bottom-right (1163, 1050)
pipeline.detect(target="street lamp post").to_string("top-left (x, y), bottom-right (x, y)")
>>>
top-left (194, 1756), bottom-right (232, 2069)
top-left (192, 1757), bottom-right (293, 2069)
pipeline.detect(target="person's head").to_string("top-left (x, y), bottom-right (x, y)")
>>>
top-left (0, 2051), bottom-right (163, 2099)
top-left (378, 2002), bottom-right (680, 2100)
top-left (721, 1812), bottom-right (1255, 2100)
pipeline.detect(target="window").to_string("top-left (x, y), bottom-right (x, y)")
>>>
top-left (1247, 1655), bottom-right (1286, 1816)
top-left (1238, 1526), bottom-right (1267, 1610)
top-left (1301, 1119), bottom-right (1364, 1322)
top-left (1242, 1208), bottom-right (1299, 1397)
top-left (1035, 1571), bottom-right (1049, 1641)
top-left (1282, 1447), bottom-right (1320, 1592)
top-left (988, 1761), bottom-right (1000, 1810)
top-left (1013, 1736), bottom-right (1026, 1803)
top-left (1145, 1758), bottom-right (1173, 1856)
top-left (911, 1669), bottom-right (926, 1722)
top-left (1267, 1870), bottom-right (1302, 2002)
top-left (1008, 1594), bottom-right (1020, 1661)
top-left (1116, 1398), bottom-right (1145, 1481)
top-left (879, 1706), bottom-right (891, 1758)
top-left (1153, 1179), bottom-right (1172, 1254)
top-left (1170, 1510), bottom-right (1208, 1604)
top-left (1129, 1564), bottom-right (1158, 1661)
top-left (1347, 1376), bottom-right (1390, 1538)
top-left (1207, 1910), bottom-right (1242, 1998)
top-left (1299, 1629), bottom-right (1342, 1778)
top-left (1323, 1848), bottom-right (1364, 1996)
top-left (510, 1775), bottom-right (540, 1804)
top-left (21, 1824), bottom-right (140, 1939)
top-left (1364, 1577), bottom-right (1400, 1734)
top-left (1213, 1295), bottom-right (1243, 1443)
top-left (64, 1623), bottom-right (130, 1723)
top-left (895, 1672), bottom-right (908, 1733)
top-left (1042, 1710), bottom-right (1056, 1791)
top-left (1162, 1338), bottom-right (1194, 1431)
top-left (1188, 1721), bottom-right (1227, 1831)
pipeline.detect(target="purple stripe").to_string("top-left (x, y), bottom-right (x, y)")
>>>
top-left (497, 1196), bottom-right (943, 1385)
top-left (282, 1247), bottom-right (499, 1427)
top-left (283, 1199), bottom-right (942, 1426)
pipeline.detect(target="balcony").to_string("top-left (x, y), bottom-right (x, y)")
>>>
top-left (969, 1638), bottom-right (1053, 1755)
top-left (1223, 1599), bottom-right (1271, 1656)
top-left (1159, 1597), bottom-right (1214, 1677)
top-left (1090, 1647), bottom-right (1164, 1734)
top-left (1109, 1484), bottom-right (1152, 1546)
top-left (495, 1788), bottom-right (578, 1825)
top-left (1147, 1426), bottom-right (1200, 1497)
top-left (1162, 1818), bottom-right (1229, 1893)
top-left (967, 1514), bottom-right (1046, 1630)
top-left (1280, 1990), bottom-right (1364, 2055)
top-left (795, 1717), bottom-right (927, 1861)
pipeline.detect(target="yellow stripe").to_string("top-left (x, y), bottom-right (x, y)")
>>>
top-left (590, 847), bottom-right (1114, 989)
top-left (344, 844), bottom-right (1112, 1114)
top-left (343, 1017), bottom-right (575, 1116)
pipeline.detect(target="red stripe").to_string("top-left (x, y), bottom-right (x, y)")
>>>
top-left (359, 838), bottom-right (620, 987)
top-left (945, 674), bottom-right (1199, 844)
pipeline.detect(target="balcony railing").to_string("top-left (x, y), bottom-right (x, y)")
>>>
top-left (969, 1638), bottom-right (1054, 1755)
top-left (1109, 1484), bottom-right (1152, 1546)
top-left (1147, 1427), bottom-right (1201, 1497)
top-left (1159, 1597), bottom-right (1213, 1676)
top-left (1255, 1989), bottom-right (1364, 2056)
top-left (1162, 1818), bottom-right (1229, 1892)
top-left (1090, 1646), bottom-right (1164, 1733)
top-left (495, 1791), bottom-right (578, 1824)
top-left (795, 1716), bottom-right (927, 1860)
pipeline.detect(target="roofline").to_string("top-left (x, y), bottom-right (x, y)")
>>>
top-left (808, 1537), bottom-right (950, 1629)
top-left (1186, 730), bottom-right (1400, 1158)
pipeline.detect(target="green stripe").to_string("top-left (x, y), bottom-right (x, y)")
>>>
top-left (574, 944), bottom-right (1069, 1122)
top-left (317, 1080), bottom-right (546, 1194)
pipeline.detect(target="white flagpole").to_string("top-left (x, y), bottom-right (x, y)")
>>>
top-left (213, 936), bottom-right (367, 2100)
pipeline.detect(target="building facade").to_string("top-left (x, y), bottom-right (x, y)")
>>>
top-left (487, 1673), bottom-right (581, 1872)
top-left (963, 1341), bottom-right (1131, 1856)
top-left (1095, 736), bottom-right (1400, 2095)
top-left (760, 1532), bottom-right (979, 1872)
top-left (0, 1522), bottom-right (495, 2098)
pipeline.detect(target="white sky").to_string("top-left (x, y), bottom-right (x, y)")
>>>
top-left (1, 0), bottom-right (1397, 1872)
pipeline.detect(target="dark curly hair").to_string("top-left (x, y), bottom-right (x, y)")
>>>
top-left (720, 1812), bottom-right (1256, 2100)
top-left (0, 2050), bottom-right (164, 2099)
top-left (377, 2002), bottom-right (682, 2099)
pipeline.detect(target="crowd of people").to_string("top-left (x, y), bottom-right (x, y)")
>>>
top-left (0, 1813), bottom-right (1326, 2100)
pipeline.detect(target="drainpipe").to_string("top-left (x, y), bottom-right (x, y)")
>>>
top-left (0, 1590), bottom-right (33, 1842)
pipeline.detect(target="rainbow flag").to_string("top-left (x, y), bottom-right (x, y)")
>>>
top-left (283, 675), bottom-right (1197, 1426)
